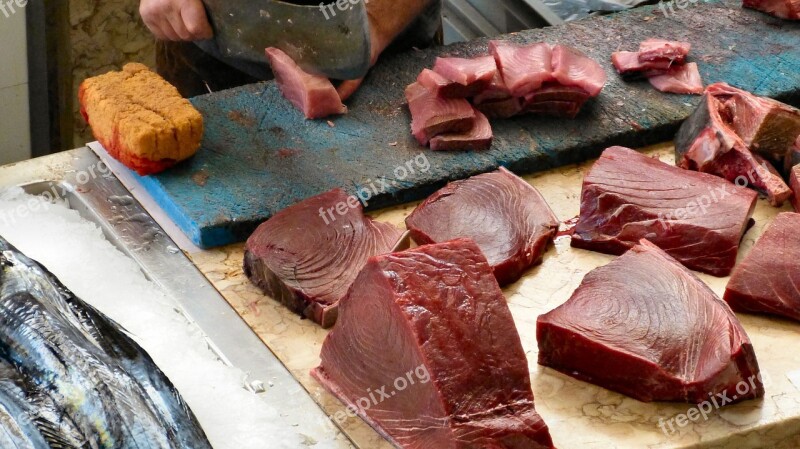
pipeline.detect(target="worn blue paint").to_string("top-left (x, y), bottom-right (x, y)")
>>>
top-left (129, 0), bottom-right (800, 248)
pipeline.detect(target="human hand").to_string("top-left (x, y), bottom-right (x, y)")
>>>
top-left (140, 0), bottom-right (214, 41)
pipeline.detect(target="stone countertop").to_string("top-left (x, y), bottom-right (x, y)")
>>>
top-left (189, 144), bottom-right (800, 449)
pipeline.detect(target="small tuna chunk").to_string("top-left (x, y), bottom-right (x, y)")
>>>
top-left (473, 72), bottom-right (523, 118)
top-left (489, 41), bottom-right (554, 97)
top-left (538, 239), bottom-right (764, 404)
top-left (313, 239), bottom-right (556, 449)
top-left (637, 39), bottom-right (692, 63)
top-left (406, 168), bottom-right (559, 286)
top-left (417, 68), bottom-right (487, 98)
top-left (432, 55), bottom-right (497, 96)
top-left (611, 51), bottom-right (673, 77)
top-left (405, 82), bottom-right (475, 145)
top-left (648, 62), bottom-right (704, 95)
top-left (265, 47), bottom-right (347, 119)
top-left (550, 44), bottom-right (607, 97)
top-left (708, 83), bottom-right (800, 163)
top-left (243, 188), bottom-right (403, 328)
top-left (572, 146), bottom-right (757, 277)
top-left (429, 109), bottom-right (493, 151)
top-left (791, 164), bottom-right (800, 211)
top-left (744, 0), bottom-right (800, 19)
top-left (524, 84), bottom-right (592, 118)
top-left (676, 87), bottom-right (794, 206)
top-left (725, 212), bottom-right (800, 321)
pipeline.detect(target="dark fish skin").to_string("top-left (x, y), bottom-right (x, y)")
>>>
top-left (0, 236), bottom-right (212, 449)
top-left (0, 361), bottom-right (52, 449)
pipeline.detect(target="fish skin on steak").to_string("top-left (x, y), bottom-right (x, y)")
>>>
top-left (405, 167), bottom-right (559, 286)
top-left (312, 239), bottom-right (556, 449)
top-left (675, 87), bottom-right (793, 206)
top-left (265, 47), bottom-right (347, 119)
top-left (724, 212), bottom-right (800, 322)
top-left (243, 188), bottom-right (403, 328)
top-left (538, 239), bottom-right (764, 404)
top-left (744, 0), bottom-right (800, 19)
top-left (571, 146), bottom-right (757, 277)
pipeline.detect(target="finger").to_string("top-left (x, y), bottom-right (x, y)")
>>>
top-left (142, 17), bottom-right (169, 41)
top-left (158, 20), bottom-right (181, 41)
top-left (181, 2), bottom-right (214, 40)
top-left (167, 11), bottom-right (193, 41)
top-left (336, 78), bottom-right (364, 101)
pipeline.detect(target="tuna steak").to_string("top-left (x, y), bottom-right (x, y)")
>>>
top-left (571, 146), bottom-right (757, 277)
top-left (724, 212), bottom-right (800, 321)
top-left (265, 47), bottom-right (347, 119)
top-left (405, 168), bottom-right (559, 286)
top-left (243, 189), bottom-right (403, 328)
top-left (474, 72), bottom-right (523, 118)
top-left (550, 44), bottom-right (607, 97)
top-left (647, 62), bottom-right (703, 95)
top-left (405, 82), bottom-right (475, 145)
top-left (489, 41), bottom-right (553, 97)
top-left (417, 68), bottom-right (488, 99)
top-left (743, 0), bottom-right (800, 19)
top-left (523, 84), bottom-right (592, 118)
top-left (312, 239), bottom-right (555, 449)
top-left (538, 239), bottom-right (764, 403)
top-left (429, 109), bottom-right (493, 151)
top-left (432, 56), bottom-right (497, 96)
top-left (675, 89), bottom-right (793, 206)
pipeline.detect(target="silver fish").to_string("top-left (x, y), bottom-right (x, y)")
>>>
top-left (0, 236), bottom-right (212, 449)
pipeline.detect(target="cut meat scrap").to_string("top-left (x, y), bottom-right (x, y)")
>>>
top-left (743, 0), bottom-right (800, 19)
top-left (405, 82), bottom-right (475, 145)
top-left (550, 44), bottom-right (607, 97)
top-left (405, 168), bottom-right (559, 286)
top-left (611, 51), bottom-right (673, 77)
top-left (708, 83), bottom-right (800, 163)
top-left (243, 188), bottom-right (403, 328)
top-left (571, 146), bottom-right (757, 277)
top-left (265, 47), bottom-right (347, 119)
top-left (637, 39), bottom-right (691, 63)
top-left (489, 41), bottom-right (554, 97)
top-left (313, 239), bottom-right (555, 449)
top-left (429, 109), bottom-right (493, 151)
top-left (704, 145), bottom-right (792, 206)
top-left (538, 239), bottom-right (764, 404)
top-left (417, 68), bottom-right (488, 99)
top-left (647, 62), bottom-right (704, 95)
top-left (431, 55), bottom-right (497, 97)
top-left (725, 212), bottom-right (800, 322)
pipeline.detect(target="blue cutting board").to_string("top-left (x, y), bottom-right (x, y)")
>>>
top-left (126, 0), bottom-right (800, 248)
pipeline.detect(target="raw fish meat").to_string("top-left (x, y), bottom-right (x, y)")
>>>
top-left (432, 55), bottom-right (497, 96)
top-left (744, 0), bottom-right (800, 19)
top-left (647, 62), bottom-right (704, 95)
top-left (405, 82), bottom-right (475, 145)
top-left (489, 41), bottom-right (554, 97)
top-left (429, 109), bottom-right (493, 151)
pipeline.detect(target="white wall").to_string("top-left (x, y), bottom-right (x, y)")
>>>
top-left (0, 4), bottom-right (31, 166)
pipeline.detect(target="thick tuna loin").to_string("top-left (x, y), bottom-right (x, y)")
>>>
top-left (406, 168), bottom-right (559, 285)
top-left (744, 0), bottom-right (800, 19)
top-left (538, 240), bottom-right (764, 403)
top-left (265, 47), bottom-right (347, 119)
top-left (429, 110), bottom-right (493, 151)
top-left (405, 82), bottom-right (475, 145)
top-left (571, 146), bottom-right (757, 276)
top-left (243, 188), bottom-right (403, 328)
top-left (313, 239), bottom-right (555, 449)
top-left (724, 212), bottom-right (800, 321)
top-left (489, 41), bottom-right (554, 97)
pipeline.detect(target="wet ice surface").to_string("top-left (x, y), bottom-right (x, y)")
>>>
top-left (0, 187), bottom-right (336, 449)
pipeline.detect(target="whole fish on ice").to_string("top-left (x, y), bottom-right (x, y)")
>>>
top-left (0, 235), bottom-right (212, 448)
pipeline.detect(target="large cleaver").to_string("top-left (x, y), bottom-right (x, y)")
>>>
top-left (199, 0), bottom-right (372, 81)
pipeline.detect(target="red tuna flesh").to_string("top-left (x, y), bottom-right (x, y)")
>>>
top-left (474, 72), bottom-right (523, 118)
top-left (637, 39), bottom-right (692, 63)
top-left (744, 0), bottom-right (800, 19)
top-left (725, 212), bottom-right (800, 321)
top-left (405, 168), bottom-right (559, 286)
top-left (313, 239), bottom-right (555, 449)
top-left (538, 239), bottom-right (764, 404)
top-left (611, 51), bottom-right (673, 77)
top-left (243, 188), bottom-right (403, 328)
top-left (489, 41), bottom-right (554, 97)
top-left (675, 89), bottom-right (793, 206)
top-left (708, 83), bottom-right (800, 163)
top-left (647, 62), bottom-right (704, 95)
top-left (405, 82), bottom-right (475, 145)
top-left (571, 146), bottom-right (757, 277)
top-left (550, 44), bottom-right (607, 97)
top-left (417, 68), bottom-right (488, 98)
top-left (432, 55), bottom-right (497, 95)
top-left (265, 47), bottom-right (347, 119)
top-left (792, 165), bottom-right (800, 211)
top-left (523, 84), bottom-right (592, 118)
top-left (429, 109), bottom-right (493, 151)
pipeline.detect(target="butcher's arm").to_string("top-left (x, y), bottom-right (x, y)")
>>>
top-left (366, 0), bottom-right (436, 63)
top-left (140, 0), bottom-right (213, 41)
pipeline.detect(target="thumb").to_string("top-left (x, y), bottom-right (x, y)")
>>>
top-left (181, 1), bottom-right (214, 40)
